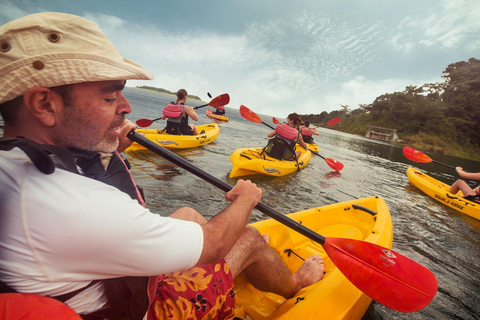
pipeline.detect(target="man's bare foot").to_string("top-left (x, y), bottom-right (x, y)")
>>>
top-left (292, 255), bottom-right (324, 291)
top-left (262, 233), bottom-right (270, 244)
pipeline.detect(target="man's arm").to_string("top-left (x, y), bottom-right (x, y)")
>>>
top-left (197, 179), bottom-right (262, 264)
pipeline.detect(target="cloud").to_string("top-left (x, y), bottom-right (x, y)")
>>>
top-left (316, 75), bottom-right (443, 111)
top-left (0, 1), bottom-right (30, 22)
top-left (393, 0), bottom-right (480, 51)
top-left (0, 1), bottom-right (474, 118)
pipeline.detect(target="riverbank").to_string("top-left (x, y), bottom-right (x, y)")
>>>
top-left (328, 125), bottom-right (480, 161)
top-left (392, 132), bottom-right (480, 161)
top-left (133, 86), bottom-right (204, 102)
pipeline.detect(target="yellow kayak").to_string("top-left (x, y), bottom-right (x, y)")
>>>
top-left (229, 146), bottom-right (311, 178)
top-left (126, 123), bottom-right (219, 151)
top-left (407, 167), bottom-right (480, 221)
top-left (206, 109), bottom-right (229, 122)
top-left (306, 142), bottom-right (318, 152)
top-left (234, 196), bottom-right (393, 320)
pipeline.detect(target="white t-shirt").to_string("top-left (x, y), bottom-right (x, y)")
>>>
top-left (0, 148), bottom-right (204, 314)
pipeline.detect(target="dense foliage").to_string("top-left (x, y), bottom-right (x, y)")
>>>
top-left (301, 58), bottom-right (480, 153)
top-left (137, 86), bottom-right (202, 100)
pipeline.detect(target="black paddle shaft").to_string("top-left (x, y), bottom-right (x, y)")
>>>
top-left (127, 131), bottom-right (327, 245)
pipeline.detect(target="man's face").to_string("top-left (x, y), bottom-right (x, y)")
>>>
top-left (53, 80), bottom-right (132, 152)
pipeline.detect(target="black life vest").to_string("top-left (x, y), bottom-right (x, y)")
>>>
top-left (264, 124), bottom-right (299, 160)
top-left (301, 127), bottom-right (314, 143)
top-left (163, 103), bottom-right (194, 135)
top-left (0, 137), bottom-right (149, 320)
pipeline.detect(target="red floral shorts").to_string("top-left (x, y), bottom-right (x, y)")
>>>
top-left (147, 259), bottom-right (235, 320)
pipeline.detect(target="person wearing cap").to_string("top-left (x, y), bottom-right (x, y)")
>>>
top-left (0, 12), bottom-right (324, 320)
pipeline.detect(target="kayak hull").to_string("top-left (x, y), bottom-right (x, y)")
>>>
top-left (206, 109), bottom-right (229, 122)
top-left (406, 166), bottom-right (480, 220)
top-left (126, 123), bottom-right (219, 151)
top-left (234, 196), bottom-right (393, 320)
top-left (229, 146), bottom-right (311, 178)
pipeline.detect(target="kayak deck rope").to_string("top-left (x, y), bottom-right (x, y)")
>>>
top-left (283, 248), bottom-right (304, 261)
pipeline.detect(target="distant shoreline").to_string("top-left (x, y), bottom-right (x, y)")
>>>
top-left (132, 86), bottom-right (204, 102)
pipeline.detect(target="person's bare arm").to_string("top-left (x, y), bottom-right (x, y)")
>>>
top-left (197, 179), bottom-right (262, 264)
top-left (184, 105), bottom-right (199, 121)
top-left (456, 167), bottom-right (480, 180)
top-left (297, 134), bottom-right (308, 150)
top-left (267, 130), bottom-right (276, 138)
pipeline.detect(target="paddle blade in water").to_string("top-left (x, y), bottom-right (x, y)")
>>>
top-left (323, 237), bottom-right (438, 312)
top-left (209, 94), bottom-right (230, 107)
top-left (272, 117), bottom-right (280, 124)
top-left (326, 117), bottom-right (341, 126)
top-left (240, 105), bottom-right (263, 123)
top-left (325, 158), bottom-right (344, 171)
top-left (403, 147), bottom-right (433, 163)
top-left (136, 119), bottom-right (154, 128)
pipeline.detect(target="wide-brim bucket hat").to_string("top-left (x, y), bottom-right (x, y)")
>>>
top-left (0, 12), bottom-right (153, 105)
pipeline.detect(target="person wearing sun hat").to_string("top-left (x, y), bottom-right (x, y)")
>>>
top-left (0, 12), bottom-right (324, 320)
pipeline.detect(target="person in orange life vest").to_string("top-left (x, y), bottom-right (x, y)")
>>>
top-left (161, 89), bottom-right (200, 135)
top-left (266, 113), bottom-right (308, 160)
top-left (448, 167), bottom-right (480, 203)
top-left (213, 105), bottom-right (226, 115)
top-left (0, 12), bottom-right (325, 320)
top-left (300, 120), bottom-right (319, 144)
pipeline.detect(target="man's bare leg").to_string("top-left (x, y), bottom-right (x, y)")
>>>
top-left (226, 226), bottom-right (324, 299)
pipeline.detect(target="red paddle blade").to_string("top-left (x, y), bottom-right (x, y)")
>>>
top-left (326, 117), bottom-right (341, 126)
top-left (403, 147), bottom-right (433, 163)
top-left (240, 105), bottom-right (263, 123)
top-left (325, 158), bottom-right (344, 171)
top-left (324, 237), bottom-right (438, 312)
top-left (209, 94), bottom-right (230, 107)
top-left (272, 117), bottom-right (280, 124)
top-left (136, 119), bottom-right (154, 128)
top-left (0, 293), bottom-right (82, 319)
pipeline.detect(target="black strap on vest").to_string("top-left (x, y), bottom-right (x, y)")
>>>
top-left (262, 137), bottom-right (300, 171)
top-left (0, 138), bottom-right (145, 204)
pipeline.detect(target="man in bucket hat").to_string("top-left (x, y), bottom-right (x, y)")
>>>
top-left (0, 12), bottom-right (324, 319)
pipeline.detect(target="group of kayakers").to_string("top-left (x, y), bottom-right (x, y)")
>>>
top-left (162, 92), bottom-right (320, 162)
top-left (0, 12), bottom-right (325, 320)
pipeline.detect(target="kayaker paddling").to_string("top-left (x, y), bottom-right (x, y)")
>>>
top-left (0, 12), bottom-right (324, 320)
top-left (265, 113), bottom-right (308, 160)
top-left (448, 167), bottom-right (480, 203)
top-left (300, 120), bottom-right (319, 144)
top-left (161, 88), bottom-right (201, 135)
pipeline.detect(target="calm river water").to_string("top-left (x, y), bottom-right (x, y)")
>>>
top-left (123, 87), bottom-right (480, 320)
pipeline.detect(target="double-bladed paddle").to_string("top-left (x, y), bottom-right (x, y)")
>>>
top-left (241, 106), bottom-right (344, 171)
top-left (126, 130), bottom-right (438, 313)
top-left (135, 93), bottom-right (230, 128)
top-left (403, 147), bottom-right (457, 170)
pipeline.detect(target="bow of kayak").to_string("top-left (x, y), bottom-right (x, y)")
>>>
top-left (206, 109), bottom-right (229, 122)
top-left (406, 166), bottom-right (480, 221)
top-left (234, 196), bottom-right (393, 320)
top-left (229, 146), bottom-right (311, 178)
top-left (126, 123), bottom-right (220, 152)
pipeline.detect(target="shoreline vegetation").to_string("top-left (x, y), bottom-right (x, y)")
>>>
top-left (300, 58), bottom-right (480, 161)
top-left (135, 86), bottom-right (204, 101)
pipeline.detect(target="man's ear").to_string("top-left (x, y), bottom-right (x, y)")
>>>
top-left (23, 88), bottom-right (61, 127)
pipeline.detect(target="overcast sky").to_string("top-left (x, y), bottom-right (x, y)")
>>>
top-left (1, 0), bottom-right (479, 117)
